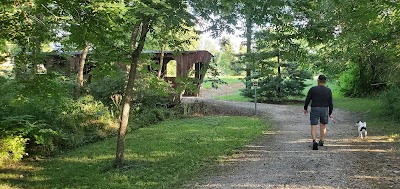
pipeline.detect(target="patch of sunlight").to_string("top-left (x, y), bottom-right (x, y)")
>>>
top-left (149, 150), bottom-right (180, 158)
top-left (329, 135), bottom-right (398, 143)
top-left (388, 134), bottom-right (399, 142)
top-left (225, 126), bottom-right (247, 130)
top-left (62, 154), bottom-right (114, 162)
top-left (223, 156), bottom-right (262, 163)
top-left (355, 135), bottom-right (395, 143)
top-left (333, 149), bottom-right (391, 153)
top-left (352, 175), bottom-right (395, 180)
top-left (201, 183), bottom-right (341, 189)
top-left (244, 145), bottom-right (267, 148)
top-left (111, 174), bottom-right (129, 182)
top-left (324, 144), bottom-right (354, 147)
top-left (28, 176), bottom-right (48, 182)
top-left (186, 129), bottom-right (202, 133)
top-left (285, 138), bottom-right (312, 144)
top-left (136, 181), bottom-right (159, 187)
top-left (123, 153), bottom-right (170, 163)
top-left (0, 184), bottom-right (19, 189)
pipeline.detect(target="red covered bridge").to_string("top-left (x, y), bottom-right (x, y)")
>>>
top-left (43, 50), bottom-right (214, 96)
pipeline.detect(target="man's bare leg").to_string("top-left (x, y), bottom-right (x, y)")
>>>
top-left (311, 125), bottom-right (318, 150)
top-left (311, 125), bottom-right (318, 141)
top-left (320, 124), bottom-right (327, 141)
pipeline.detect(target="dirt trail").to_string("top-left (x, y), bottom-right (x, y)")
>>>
top-left (185, 99), bottom-right (400, 189)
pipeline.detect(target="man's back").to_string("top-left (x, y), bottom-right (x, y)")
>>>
top-left (303, 75), bottom-right (334, 150)
top-left (304, 85), bottom-right (333, 115)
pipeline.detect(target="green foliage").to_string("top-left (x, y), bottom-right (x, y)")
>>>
top-left (297, 0), bottom-right (400, 97)
top-left (131, 107), bottom-right (176, 129)
top-left (0, 115), bottom-right (59, 159)
top-left (201, 61), bottom-right (228, 90)
top-left (213, 37), bottom-right (239, 75)
top-left (0, 136), bottom-right (27, 166)
top-left (90, 68), bottom-right (178, 106)
top-left (337, 64), bottom-right (363, 97)
top-left (1, 116), bottom-right (268, 189)
top-left (134, 73), bottom-right (178, 107)
top-left (88, 71), bottom-right (127, 106)
top-left (202, 76), bottom-right (242, 89)
top-left (89, 70), bottom-right (181, 129)
top-left (0, 75), bottom-right (117, 163)
top-left (58, 96), bottom-right (117, 148)
top-left (380, 87), bottom-right (400, 121)
top-left (241, 62), bottom-right (310, 102)
top-left (189, 0), bottom-right (284, 36)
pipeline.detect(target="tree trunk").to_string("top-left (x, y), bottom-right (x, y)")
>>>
top-left (277, 49), bottom-right (281, 95)
top-left (114, 21), bottom-right (150, 168)
top-left (245, 16), bottom-right (252, 89)
top-left (158, 45), bottom-right (165, 78)
top-left (75, 42), bottom-right (89, 97)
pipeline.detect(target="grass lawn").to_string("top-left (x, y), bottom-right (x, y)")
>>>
top-left (202, 76), bottom-right (243, 89)
top-left (214, 92), bottom-right (252, 102)
top-left (1, 116), bottom-right (268, 189)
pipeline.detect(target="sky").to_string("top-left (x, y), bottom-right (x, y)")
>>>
top-left (198, 29), bottom-right (245, 53)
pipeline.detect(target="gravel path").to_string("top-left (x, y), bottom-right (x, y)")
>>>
top-left (184, 98), bottom-right (400, 189)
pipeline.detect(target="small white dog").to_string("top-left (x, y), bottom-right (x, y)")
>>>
top-left (356, 121), bottom-right (367, 139)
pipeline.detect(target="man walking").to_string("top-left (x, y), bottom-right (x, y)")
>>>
top-left (304, 75), bottom-right (333, 150)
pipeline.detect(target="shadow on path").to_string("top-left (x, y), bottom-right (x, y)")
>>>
top-left (186, 98), bottom-right (400, 189)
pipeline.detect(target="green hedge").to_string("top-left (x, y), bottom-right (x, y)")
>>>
top-left (0, 74), bottom-right (117, 165)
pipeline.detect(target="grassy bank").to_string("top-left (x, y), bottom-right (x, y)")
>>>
top-left (334, 97), bottom-right (399, 137)
top-left (214, 91), bottom-right (252, 102)
top-left (202, 76), bottom-right (243, 89)
top-left (1, 116), bottom-right (268, 189)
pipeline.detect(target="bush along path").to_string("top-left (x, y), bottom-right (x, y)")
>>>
top-left (185, 99), bottom-right (400, 189)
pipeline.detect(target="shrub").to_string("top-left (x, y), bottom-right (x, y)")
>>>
top-left (0, 74), bottom-right (117, 164)
top-left (241, 62), bottom-right (310, 103)
top-left (0, 136), bottom-right (27, 166)
top-left (58, 95), bottom-right (117, 148)
top-left (88, 71), bottom-right (126, 106)
top-left (338, 61), bottom-right (388, 97)
top-left (0, 115), bottom-right (59, 163)
top-left (380, 87), bottom-right (400, 121)
top-left (89, 71), bottom-right (181, 129)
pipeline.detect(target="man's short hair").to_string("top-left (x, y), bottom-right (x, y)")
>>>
top-left (318, 75), bottom-right (327, 83)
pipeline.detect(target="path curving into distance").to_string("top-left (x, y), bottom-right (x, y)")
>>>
top-left (184, 98), bottom-right (400, 189)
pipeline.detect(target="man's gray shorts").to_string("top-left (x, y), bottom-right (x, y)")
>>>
top-left (310, 107), bottom-right (329, 125)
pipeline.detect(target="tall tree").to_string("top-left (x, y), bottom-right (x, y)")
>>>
top-left (52, 0), bottom-right (108, 96)
top-left (216, 36), bottom-right (236, 75)
top-left (86, 1), bottom-right (196, 167)
top-left (189, 0), bottom-right (283, 87)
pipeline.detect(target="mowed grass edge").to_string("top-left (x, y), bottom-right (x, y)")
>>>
top-left (1, 116), bottom-right (268, 189)
top-left (202, 76), bottom-right (243, 89)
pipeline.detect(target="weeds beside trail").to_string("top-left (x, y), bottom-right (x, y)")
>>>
top-left (0, 116), bottom-right (268, 189)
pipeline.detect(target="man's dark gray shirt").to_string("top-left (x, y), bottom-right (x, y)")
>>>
top-left (304, 85), bottom-right (333, 115)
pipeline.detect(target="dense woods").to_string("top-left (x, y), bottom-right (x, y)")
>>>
top-left (1, 0), bottom-right (399, 167)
